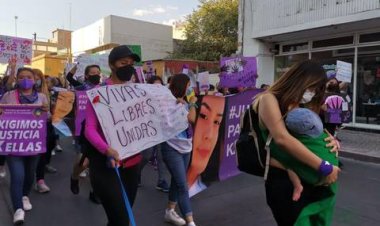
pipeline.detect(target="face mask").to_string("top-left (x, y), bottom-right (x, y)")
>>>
top-left (116, 65), bottom-right (136, 82)
top-left (186, 86), bottom-right (193, 96)
top-left (300, 90), bottom-right (316, 104)
top-left (35, 80), bottom-right (42, 88)
top-left (87, 74), bottom-right (101, 85)
top-left (18, 79), bottom-right (35, 90)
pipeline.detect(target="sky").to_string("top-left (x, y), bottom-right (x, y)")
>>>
top-left (0, 0), bottom-right (199, 40)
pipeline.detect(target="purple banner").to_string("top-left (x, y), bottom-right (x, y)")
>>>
top-left (0, 105), bottom-right (47, 156)
top-left (75, 91), bottom-right (88, 136)
top-left (219, 89), bottom-right (262, 181)
top-left (220, 57), bottom-right (257, 88)
top-left (134, 66), bottom-right (145, 83)
top-left (146, 60), bottom-right (154, 79)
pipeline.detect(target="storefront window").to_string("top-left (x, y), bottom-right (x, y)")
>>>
top-left (356, 46), bottom-right (380, 125)
top-left (274, 53), bottom-right (308, 80)
top-left (311, 49), bottom-right (355, 123)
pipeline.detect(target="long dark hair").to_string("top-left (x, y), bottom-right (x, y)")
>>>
top-left (147, 76), bottom-right (163, 85)
top-left (17, 67), bottom-right (35, 77)
top-left (169, 73), bottom-right (190, 99)
top-left (84, 65), bottom-right (100, 76)
top-left (267, 60), bottom-right (327, 113)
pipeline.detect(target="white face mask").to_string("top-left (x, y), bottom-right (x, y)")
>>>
top-left (300, 90), bottom-right (316, 104)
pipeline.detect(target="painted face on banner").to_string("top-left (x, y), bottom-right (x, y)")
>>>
top-left (188, 95), bottom-right (225, 187)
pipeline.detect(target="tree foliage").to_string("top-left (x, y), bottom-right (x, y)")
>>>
top-left (173, 0), bottom-right (239, 61)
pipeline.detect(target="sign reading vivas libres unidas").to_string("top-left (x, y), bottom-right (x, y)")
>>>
top-left (87, 84), bottom-right (189, 160)
top-left (0, 105), bottom-right (47, 156)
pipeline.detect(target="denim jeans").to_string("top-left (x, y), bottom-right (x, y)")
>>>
top-left (7, 155), bottom-right (40, 210)
top-left (161, 142), bottom-right (192, 217)
top-left (139, 143), bottom-right (168, 183)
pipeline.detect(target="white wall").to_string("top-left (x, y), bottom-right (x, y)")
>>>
top-left (240, 0), bottom-right (275, 87)
top-left (109, 15), bottom-right (173, 61)
top-left (72, 15), bottom-right (173, 61)
top-left (241, 0), bottom-right (380, 86)
top-left (71, 17), bottom-right (111, 56)
top-left (248, 0), bottom-right (380, 38)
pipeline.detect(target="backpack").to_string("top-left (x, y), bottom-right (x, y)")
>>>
top-left (235, 104), bottom-right (272, 179)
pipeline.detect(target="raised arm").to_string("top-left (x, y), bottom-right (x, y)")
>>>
top-left (66, 65), bottom-right (82, 87)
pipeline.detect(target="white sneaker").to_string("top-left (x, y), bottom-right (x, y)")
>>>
top-left (36, 180), bottom-right (50, 193)
top-left (79, 169), bottom-right (89, 178)
top-left (22, 196), bottom-right (32, 211)
top-left (164, 209), bottom-right (186, 226)
top-left (55, 144), bottom-right (63, 152)
top-left (187, 222), bottom-right (197, 226)
top-left (13, 209), bottom-right (25, 225)
top-left (0, 166), bottom-right (6, 178)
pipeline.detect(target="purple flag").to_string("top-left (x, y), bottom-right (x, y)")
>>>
top-left (220, 57), bottom-right (257, 88)
top-left (219, 89), bottom-right (262, 181)
top-left (0, 105), bottom-right (47, 156)
top-left (75, 91), bottom-right (88, 136)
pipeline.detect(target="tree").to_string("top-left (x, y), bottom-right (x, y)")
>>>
top-left (173, 0), bottom-right (239, 61)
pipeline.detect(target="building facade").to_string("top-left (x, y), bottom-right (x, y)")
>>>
top-left (31, 54), bottom-right (67, 76)
top-left (71, 15), bottom-right (173, 61)
top-left (32, 29), bottom-right (71, 57)
top-left (241, 0), bottom-right (380, 130)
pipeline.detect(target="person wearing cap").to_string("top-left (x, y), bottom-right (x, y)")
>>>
top-left (83, 45), bottom-right (142, 226)
top-left (270, 107), bottom-right (339, 203)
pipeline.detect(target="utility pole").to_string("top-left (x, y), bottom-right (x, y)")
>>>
top-left (14, 16), bottom-right (18, 36)
top-left (69, 3), bottom-right (72, 30)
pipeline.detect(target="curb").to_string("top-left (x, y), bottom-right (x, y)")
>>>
top-left (340, 151), bottom-right (380, 164)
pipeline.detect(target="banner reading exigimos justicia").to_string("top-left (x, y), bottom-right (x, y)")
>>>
top-left (0, 105), bottom-right (47, 156)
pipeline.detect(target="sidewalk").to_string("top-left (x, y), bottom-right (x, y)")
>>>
top-left (339, 129), bottom-right (380, 163)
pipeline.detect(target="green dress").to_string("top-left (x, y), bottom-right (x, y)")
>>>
top-left (262, 131), bottom-right (338, 226)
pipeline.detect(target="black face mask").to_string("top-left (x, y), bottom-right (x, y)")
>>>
top-left (116, 65), bottom-right (135, 82)
top-left (87, 74), bottom-right (101, 85)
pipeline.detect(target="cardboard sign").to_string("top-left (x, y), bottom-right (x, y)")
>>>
top-left (0, 35), bottom-right (33, 65)
top-left (87, 84), bottom-right (189, 160)
top-left (0, 105), bottom-right (47, 156)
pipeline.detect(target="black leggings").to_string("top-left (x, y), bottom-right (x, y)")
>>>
top-left (89, 157), bottom-right (139, 226)
top-left (265, 167), bottom-right (332, 226)
top-left (0, 156), bottom-right (5, 166)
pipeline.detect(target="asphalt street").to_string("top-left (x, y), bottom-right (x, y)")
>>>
top-left (1, 138), bottom-right (379, 226)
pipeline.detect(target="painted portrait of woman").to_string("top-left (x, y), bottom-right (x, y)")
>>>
top-left (187, 95), bottom-right (225, 196)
